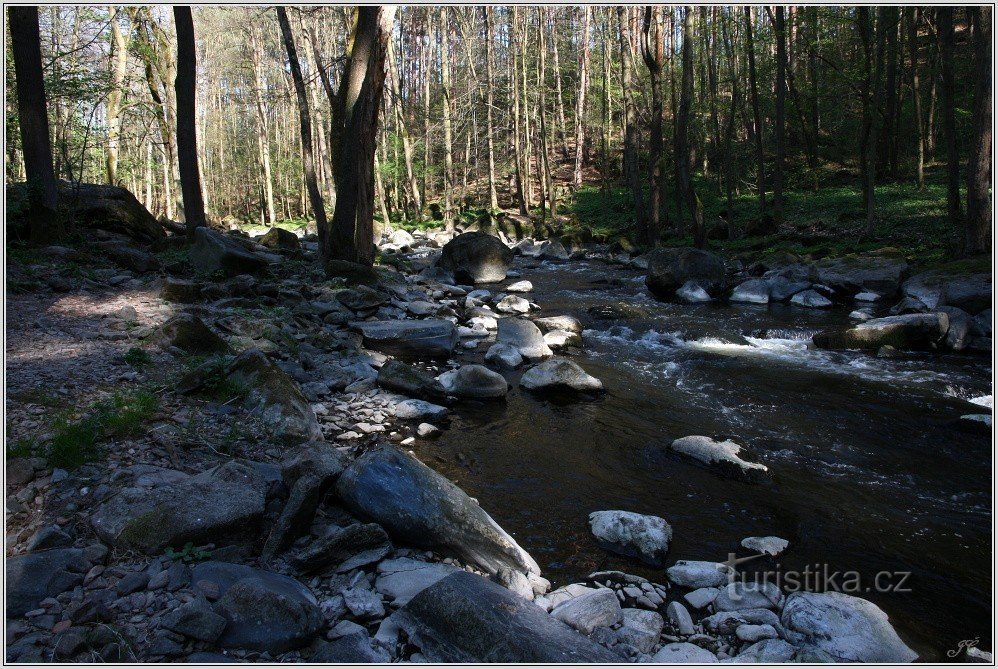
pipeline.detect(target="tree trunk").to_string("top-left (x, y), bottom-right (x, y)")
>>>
top-left (277, 7), bottom-right (329, 256)
top-left (386, 33), bottom-right (421, 216)
top-left (440, 8), bottom-right (455, 230)
top-left (965, 6), bottom-right (992, 255)
top-left (878, 8), bottom-right (900, 178)
top-left (329, 6), bottom-right (395, 266)
top-left (939, 7), bottom-right (962, 227)
top-left (250, 28), bottom-right (277, 226)
top-left (774, 7), bottom-right (786, 227)
top-left (618, 6), bottom-right (645, 238)
top-left (678, 7), bottom-right (704, 248)
top-left (9, 5), bottom-right (62, 243)
top-left (538, 9), bottom-right (556, 225)
top-left (483, 8), bottom-right (500, 212)
top-left (173, 6), bottom-right (207, 236)
top-left (641, 6), bottom-right (665, 246)
top-left (511, 8), bottom-right (528, 215)
top-left (550, 12), bottom-right (570, 159)
top-left (572, 6), bottom-right (591, 189)
top-left (909, 8), bottom-right (925, 190)
top-left (105, 6), bottom-right (127, 185)
top-left (745, 6), bottom-right (766, 218)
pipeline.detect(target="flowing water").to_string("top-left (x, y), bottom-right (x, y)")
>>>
top-left (412, 257), bottom-right (992, 661)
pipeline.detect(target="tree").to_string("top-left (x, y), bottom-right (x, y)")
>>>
top-left (329, 6), bottom-right (395, 265)
top-left (105, 6), bottom-right (128, 185)
top-left (773, 6), bottom-right (787, 227)
top-left (744, 7), bottom-right (765, 219)
top-left (640, 6), bottom-right (665, 246)
top-left (482, 8), bottom-right (499, 212)
top-left (677, 7), bottom-right (704, 248)
top-left (938, 7), bottom-right (962, 227)
top-left (8, 6), bottom-right (63, 243)
top-left (572, 6), bottom-right (591, 189)
top-left (277, 7), bottom-right (328, 255)
top-left (965, 7), bottom-right (992, 255)
top-left (618, 7), bottom-right (644, 238)
top-left (908, 8), bottom-right (925, 190)
top-left (173, 6), bottom-right (207, 236)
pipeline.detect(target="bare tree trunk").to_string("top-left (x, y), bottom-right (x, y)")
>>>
top-left (483, 8), bottom-right (499, 212)
top-left (277, 7), bottom-right (329, 255)
top-left (520, 10), bottom-right (534, 209)
top-left (440, 8), bottom-right (455, 230)
top-left (678, 7), bottom-right (704, 248)
top-left (641, 6), bottom-right (665, 246)
top-left (511, 8), bottom-right (528, 215)
top-left (105, 6), bottom-right (127, 185)
top-left (773, 7), bottom-right (786, 227)
top-left (250, 28), bottom-right (276, 226)
top-left (939, 7), bottom-right (961, 227)
top-left (422, 9), bottom-right (432, 214)
top-left (878, 8), bottom-right (900, 178)
top-left (9, 5), bottom-right (62, 243)
top-left (173, 6), bottom-right (206, 236)
top-left (618, 6), bottom-right (645, 238)
top-left (745, 7), bottom-right (766, 218)
top-left (573, 6), bottom-right (591, 189)
top-left (965, 6), bottom-right (992, 255)
top-left (909, 9), bottom-right (925, 190)
top-left (386, 32), bottom-right (421, 217)
top-left (549, 12), bottom-right (570, 159)
top-left (539, 10), bottom-right (556, 224)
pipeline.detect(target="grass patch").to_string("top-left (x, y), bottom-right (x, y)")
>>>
top-left (123, 347), bottom-right (152, 369)
top-left (7, 437), bottom-right (37, 458)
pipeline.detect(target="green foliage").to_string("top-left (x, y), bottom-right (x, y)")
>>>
top-left (7, 437), bottom-right (37, 458)
top-left (186, 355), bottom-right (247, 403)
top-left (123, 347), bottom-right (152, 369)
top-left (47, 388), bottom-right (160, 469)
top-left (164, 542), bottom-right (212, 563)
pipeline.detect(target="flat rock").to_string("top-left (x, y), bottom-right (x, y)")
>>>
top-left (666, 560), bottom-right (733, 589)
top-left (741, 535), bottom-right (789, 556)
top-left (393, 399), bottom-right (449, 422)
top-left (496, 317), bottom-right (552, 361)
top-left (652, 642), bottom-right (718, 663)
top-left (7, 548), bottom-right (88, 617)
top-left (669, 436), bottom-right (768, 482)
top-left (813, 312), bottom-right (949, 351)
top-left (588, 510), bottom-right (671, 566)
top-left (790, 289), bottom-right (833, 308)
top-left (551, 587), bottom-right (622, 635)
top-left (351, 319), bottom-right (457, 359)
top-left (375, 558), bottom-right (462, 607)
top-left (437, 364), bottom-right (508, 399)
top-left (520, 359), bottom-right (603, 393)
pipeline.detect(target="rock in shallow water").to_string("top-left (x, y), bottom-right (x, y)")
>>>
top-left (645, 247), bottom-right (727, 300)
top-left (666, 560), bottom-right (733, 589)
top-left (485, 343), bottom-right (524, 370)
top-left (520, 359), bottom-right (603, 393)
top-left (351, 319), bottom-right (457, 359)
top-left (438, 364), bottom-right (509, 399)
top-left (588, 510), bottom-right (671, 566)
top-left (741, 535), bottom-right (789, 556)
top-left (496, 317), bottom-right (552, 361)
top-left (790, 289), bottom-right (833, 308)
top-left (730, 279), bottom-right (770, 304)
top-left (669, 436), bottom-right (768, 482)
top-left (550, 588), bottom-right (622, 635)
top-left (438, 232), bottom-right (513, 284)
top-left (813, 312), bottom-right (949, 351)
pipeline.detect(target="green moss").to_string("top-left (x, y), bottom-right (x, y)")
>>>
top-left (118, 506), bottom-right (170, 549)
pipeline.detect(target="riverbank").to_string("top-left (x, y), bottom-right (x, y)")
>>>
top-left (5, 216), bottom-right (991, 662)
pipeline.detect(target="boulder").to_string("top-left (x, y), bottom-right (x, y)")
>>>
top-left (533, 315), bottom-right (583, 335)
top-left (645, 248), bottom-right (727, 300)
top-left (225, 349), bottom-right (322, 443)
top-left (520, 359), bottom-right (604, 393)
top-left (393, 399), bottom-right (449, 422)
top-left (675, 280), bottom-right (713, 303)
top-left (291, 523), bottom-right (392, 574)
top-left (730, 279), bottom-right (770, 304)
top-left (537, 239), bottom-right (571, 260)
top-left (544, 330), bottom-right (582, 350)
top-left (942, 273), bottom-right (992, 313)
top-left (324, 259), bottom-right (382, 285)
top-left (666, 600), bottom-right (695, 635)
top-left (439, 232), bottom-right (514, 284)
top-left (889, 296), bottom-right (930, 314)
top-left (550, 588), bottom-right (623, 635)
top-left (702, 608), bottom-right (782, 635)
top-left (790, 289), bottom-right (833, 308)
top-left (438, 364), bottom-right (509, 399)
top-left (496, 317), bottom-right (552, 361)
top-left (91, 461), bottom-right (267, 553)
top-left (484, 343), bottom-right (524, 370)
top-left (496, 295), bottom-right (532, 314)
top-left (7, 548), bottom-right (89, 617)
top-left (97, 241), bottom-right (161, 273)
top-left (506, 280), bottom-right (533, 292)
top-left (665, 561), bottom-right (734, 589)
top-left (189, 228), bottom-right (268, 277)
top-left (617, 609), bottom-right (665, 654)
top-left (192, 562), bottom-right (323, 654)
top-left (809, 257), bottom-right (908, 296)
top-left (387, 229), bottom-right (416, 247)
top-left (652, 642), bottom-right (718, 663)
top-left (766, 276), bottom-right (810, 302)
top-left (741, 536), bottom-right (789, 556)
top-left (160, 277), bottom-right (201, 303)
top-left (161, 597), bottom-right (227, 642)
top-left (713, 581), bottom-right (783, 611)
top-left (350, 319), bottom-right (457, 359)
top-left (312, 632), bottom-right (390, 663)
top-left (812, 312), bottom-right (949, 351)
top-left (588, 510), bottom-right (671, 566)
top-left (669, 436), bottom-right (769, 482)
top-left (335, 444), bottom-right (539, 576)
top-left (377, 360), bottom-right (447, 400)
top-left (258, 227), bottom-right (300, 251)
top-left (733, 638), bottom-right (797, 662)
top-left (393, 571), bottom-right (620, 662)
top-left (336, 285), bottom-right (387, 312)
top-left (781, 591), bottom-right (917, 662)
top-left (940, 306), bottom-right (976, 351)
top-left (375, 558), bottom-right (462, 607)
top-left (155, 313), bottom-right (230, 354)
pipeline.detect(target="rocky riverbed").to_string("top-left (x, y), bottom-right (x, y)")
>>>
top-left (5, 216), bottom-right (992, 663)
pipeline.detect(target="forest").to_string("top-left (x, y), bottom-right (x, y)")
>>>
top-left (3, 5), bottom-right (994, 666)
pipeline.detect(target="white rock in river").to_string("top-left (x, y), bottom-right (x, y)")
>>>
top-left (393, 399), bottom-right (449, 422)
top-left (496, 317), bottom-right (552, 361)
top-left (730, 279), bottom-right (770, 304)
top-left (543, 329), bottom-right (581, 350)
top-left (416, 423), bottom-right (441, 438)
top-left (520, 359), bottom-right (603, 393)
top-left (484, 343), bottom-right (524, 370)
top-left (676, 280), bottom-right (712, 303)
top-left (849, 309), bottom-right (874, 322)
top-left (669, 436), bottom-right (768, 481)
top-left (549, 588), bottom-right (622, 635)
top-left (969, 394), bottom-right (993, 410)
top-left (780, 591), bottom-right (918, 662)
top-left (652, 642), bottom-right (718, 663)
top-left (616, 609), bottom-right (665, 654)
top-left (533, 315), bottom-right (583, 335)
top-left (740, 535), bottom-right (789, 556)
top-left (505, 280), bottom-right (533, 293)
top-left (496, 295), bottom-right (532, 314)
top-left (714, 581), bottom-right (783, 611)
top-left (683, 586), bottom-right (720, 610)
top-left (588, 510), bottom-right (671, 566)
top-left (666, 560), bottom-right (733, 589)
top-left (854, 291), bottom-right (883, 302)
top-left (437, 365), bottom-right (508, 399)
top-left (791, 289), bottom-right (833, 308)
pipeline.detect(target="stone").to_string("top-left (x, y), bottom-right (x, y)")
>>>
top-left (155, 313), bottom-right (229, 354)
top-left (537, 239), bottom-right (570, 260)
top-left (617, 609), bottom-right (665, 653)
top-left (588, 510), bottom-right (670, 566)
top-left (115, 572), bottom-right (149, 595)
top-left (485, 343), bottom-right (524, 370)
top-left (732, 638), bottom-right (797, 662)
top-left (506, 280), bottom-right (533, 292)
top-left (6, 548), bottom-right (88, 617)
top-left (189, 228), bottom-right (267, 277)
top-left (393, 399), bottom-right (449, 422)
top-left (942, 273), bottom-right (992, 313)
top-left (91, 461), bottom-right (268, 553)
top-left (702, 608), bottom-right (781, 635)
top-left (336, 285), bottom-right (387, 312)
top-left (551, 588), bottom-right (622, 635)
top-left (496, 317), bottom-right (552, 361)
top-left (312, 633), bottom-right (390, 663)
top-left (160, 277), bottom-right (201, 303)
top-left (342, 585), bottom-right (385, 620)
top-left (652, 642), bottom-right (718, 663)
top-left (790, 289), bottom-right (833, 308)
top-left (666, 601), bottom-right (695, 635)
top-left (162, 597), bottom-right (227, 642)
top-left (766, 276), bottom-right (810, 302)
top-left (394, 571), bottom-right (619, 662)
top-left (533, 315), bottom-right (583, 335)
top-left (675, 281), bottom-right (712, 303)
top-left (645, 248), bottom-right (727, 300)
top-left (889, 296), bottom-right (930, 315)
top-left (496, 295), bottom-right (532, 314)
top-left (810, 257), bottom-right (908, 296)
top-left (741, 536), bottom-right (789, 557)
top-left (290, 523), bottom-right (392, 574)
top-left (736, 623), bottom-right (778, 642)
top-left (940, 306), bottom-right (975, 351)
top-left (437, 364), bottom-right (509, 399)
top-left (543, 329), bottom-right (582, 350)
top-left (350, 319), bottom-right (457, 359)
top-left (25, 526), bottom-right (73, 552)
top-left (192, 562), bottom-right (323, 654)
top-left (854, 291), bottom-right (882, 302)
top-left (684, 587), bottom-right (720, 610)
top-left (259, 227), bottom-right (301, 251)
top-left (439, 232), bottom-right (514, 284)
top-left (375, 558), bottom-right (461, 607)
top-left (7, 458), bottom-right (37, 487)
top-left (780, 591), bottom-right (917, 662)
top-left (417, 423), bottom-right (442, 439)
top-left (53, 631), bottom-right (86, 660)
top-left (224, 349), bottom-right (322, 443)
top-left (666, 561), bottom-right (733, 589)
top-left (520, 359), bottom-right (603, 393)
top-left (324, 259), bottom-right (383, 285)
top-left (377, 360), bottom-right (448, 401)
top-left (812, 312), bottom-right (949, 351)
top-left (493, 566), bottom-right (535, 600)
top-left (730, 279), bottom-right (770, 304)
top-left (714, 582), bottom-right (782, 611)
top-left (335, 444), bottom-right (539, 576)
top-left (669, 436), bottom-right (768, 482)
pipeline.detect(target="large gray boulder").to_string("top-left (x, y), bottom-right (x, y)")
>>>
top-left (809, 257), bottom-right (908, 296)
top-left (904, 271), bottom-right (991, 313)
top-left (550, 588), bottom-right (622, 635)
top-left (439, 232), bottom-right (514, 284)
top-left (666, 560), bottom-right (733, 589)
top-left (393, 571), bottom-right (620, 662)
top-left (190, 228), bottom-right (268, 277)
top-left (645, 248), bottom-right (727, 300)
top-left (350, 319), bottom-right (457, 359)
top-left (7, 548), bottom-right (89, 617)
top-left (781, 591), bottom-right (917, 662)
top-left (377, 360), bottom-right (447, 400)
top-left (225, 349), bottom-right (322, 443)
top-left (90, 461), bottom-right (268, 553)
top-left (154, 313), bottom-right (230, 355)
top-left (335, 444), bottom-right (539, 576)
top-left (437, 364), bottom-right (509, 399)
top-left (520, 359), bottom-right (604, 393)
top-left (730, 279), bottom-right (770, 304)
top-left (496, 318), bottom-right (552, 361)
top-left (375, 558), bottom-right (462, 607)
top-left (588, 510), bottom-right (671, 567)
top-left (191, 562), bottom-right (323, 653)
top-left (812, 312), bottom-right (950, 351)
